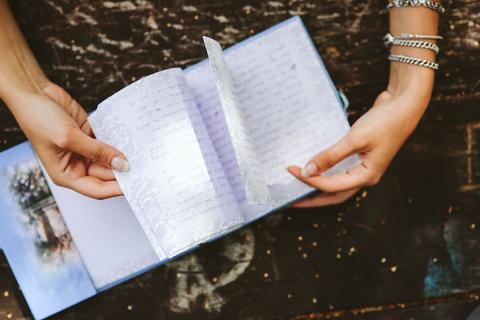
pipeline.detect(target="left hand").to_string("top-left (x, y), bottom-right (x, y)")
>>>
top-left (287, 72), bottom-right (433, 207)
top-left (8, 80), bottom-right (129, 199)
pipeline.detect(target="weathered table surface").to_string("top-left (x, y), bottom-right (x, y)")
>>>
top-left (1, 0), bottom-right (480, 319)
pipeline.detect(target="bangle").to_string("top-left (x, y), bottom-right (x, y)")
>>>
top-left (383, 33), bottom-right (440, 54)
top-left (388, 54), bottom-right (439, 70)
top-left (387, 0), bottom-right (446, 14)
top-left (396, 33), bottom-right (443, 41)
top-left (386, 33), bottom-right (443, 41)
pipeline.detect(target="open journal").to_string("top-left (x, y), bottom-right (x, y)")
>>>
top-left (0, 16), bottom-right (357, 319)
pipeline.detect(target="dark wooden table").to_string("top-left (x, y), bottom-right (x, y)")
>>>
top-left (1, 0), bottom-right (479, 319)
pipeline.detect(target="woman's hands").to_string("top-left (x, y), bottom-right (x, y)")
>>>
top-left (12, 82), bottom-right (128, 199)
top-left (288, 65), bottom-right (435, 207)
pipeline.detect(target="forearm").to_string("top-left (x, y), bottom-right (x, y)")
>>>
top-left (387, 5), bottom-right (440, 111)
top-left (0, 0), bottom-right (48, 109)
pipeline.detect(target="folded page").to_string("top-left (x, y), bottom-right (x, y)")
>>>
top-left (0, 143), bottom-right (96, 320)
top-left (90, 68), bottom-right (244, 258)
top-left (203, 36), bottom-right (272, 206)
top-left (186, 16), bottom-right (359, 221)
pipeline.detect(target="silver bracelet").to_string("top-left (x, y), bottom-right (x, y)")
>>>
top-left (396, 33), bottom-right (443, 41)
top-left (388, 54), bottom-right (439, 70)
top-left (387, 0), bottom-right (446, 14)
top-left (383, 33), bottom-right (440, 53)
top-left (392, 39), bottom-right (439, 53)
top-left (384, 33), bottom-right (443, 42)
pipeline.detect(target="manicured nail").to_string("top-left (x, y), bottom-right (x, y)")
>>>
top-left (111, 157), bottom-right (130, 172)
top-left (300, 162), bottom-right (318, 178)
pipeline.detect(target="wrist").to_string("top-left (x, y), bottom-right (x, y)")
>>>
top-left (386, 58), bottom-right (435, 107)
top-left (0, 0), bottom-right (48, 107)
top-left (0, 48), bottom-right (49, 109)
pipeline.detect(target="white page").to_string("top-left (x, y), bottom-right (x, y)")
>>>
top-left (185, 16), bottom-right (359, 221)
top-left (41, 171), bottom-right (160, 289)
top-left (203, 37), bottom-right (271, 206)
top-left (89, 68), bottom-right (244, 258)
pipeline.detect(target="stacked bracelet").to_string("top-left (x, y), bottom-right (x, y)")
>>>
top-left (387, 0), bottom-right (445, 14)
top-left (392, 33), bottom-right (443, 41)
top-left (383, 33), bottom-right (440, 54)
top-left (388, 54), bottom-right (439, 70)
top-left (385, 2), bottom-right (443, 70)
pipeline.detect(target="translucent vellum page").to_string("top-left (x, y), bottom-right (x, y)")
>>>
top-left (89, 68), bottom-right (244, 258)
top-left (203, 37), bottom-right (272, 206)
top-left (177, 70), bottom-right (244, 236)
top-left (185, 65), bottom-right (273, 222)
top-left (186, 17), bottom-right (359, 220)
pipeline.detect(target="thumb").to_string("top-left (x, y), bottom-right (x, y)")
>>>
top-left (57, 127), bottom-right (130, 172)
top-left (300, 134), bottom-right (357, 178)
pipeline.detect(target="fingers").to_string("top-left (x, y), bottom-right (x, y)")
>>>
top-left (300, 135), bottom-right (357, 178)
top-left (66, 176), bottom-right (123, 199)
top-left (56, 127), bottom-right (130, 172)
top-left (293, 188), bottom-right (360, 208)
top-left (88, 163), bottom-right (116, 180)
top-left (288, 163), bottom-right (376, 193)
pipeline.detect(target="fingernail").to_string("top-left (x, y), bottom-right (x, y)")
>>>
top-left (300, 162), bottom-right (318, 178)
top-left (111, 157), bottom-right (130, 172)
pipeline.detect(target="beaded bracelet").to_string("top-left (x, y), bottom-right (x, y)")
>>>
top-left (387, 0), bottom-right (446, 14)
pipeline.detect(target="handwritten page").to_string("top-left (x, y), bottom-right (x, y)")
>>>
top-left (203, 37), bottom-right (271, 206)
top-left (186, 17), bottom-right (359, 221)
top-left (89, 68), bottom-right (244, 258)
top-left (227, 17), bottom-right (359, 202)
